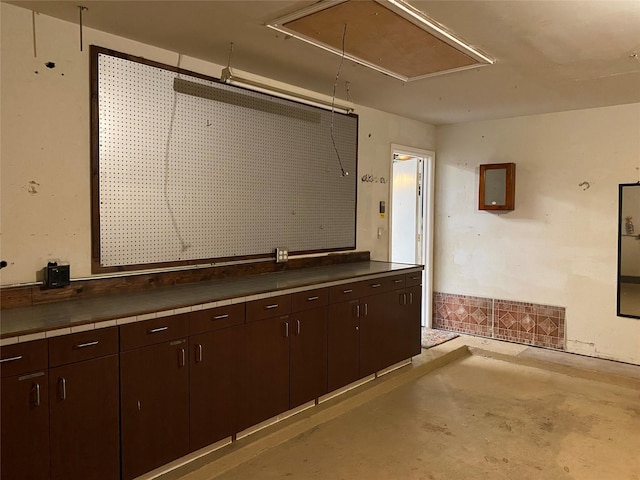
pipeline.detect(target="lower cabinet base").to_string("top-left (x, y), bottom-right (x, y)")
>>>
top-left (132, 358), bottom-right (413, 479)
top-left (236, 400), bottom-right (316, 440)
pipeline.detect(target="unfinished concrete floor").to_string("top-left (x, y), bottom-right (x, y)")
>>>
top-left (158, 337), bottom-right (640, 480)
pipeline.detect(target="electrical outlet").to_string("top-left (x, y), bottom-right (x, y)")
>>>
top-left (275, 247), bottom-right (289, 263)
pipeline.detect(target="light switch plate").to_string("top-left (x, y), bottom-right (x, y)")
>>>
top-left (275, 247), bottom-right (289, 263)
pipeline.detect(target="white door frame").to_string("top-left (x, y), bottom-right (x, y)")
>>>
top-left (389, 144), bottom-right (435, 328)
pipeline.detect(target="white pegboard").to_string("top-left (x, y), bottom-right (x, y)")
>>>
top-left (97, 52), bottom-right (357, 268)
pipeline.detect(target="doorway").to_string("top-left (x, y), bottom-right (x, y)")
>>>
top-left (389, 145), bottom-right (434, 327)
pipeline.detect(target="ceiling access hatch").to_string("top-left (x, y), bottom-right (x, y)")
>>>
top-left (267, 0), bottom-right (495, 82)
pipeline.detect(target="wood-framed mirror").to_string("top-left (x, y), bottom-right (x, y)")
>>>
top-left (617, 182), bottom-right (640, 319)
top-left (478, 163), bottom-right (516, 211)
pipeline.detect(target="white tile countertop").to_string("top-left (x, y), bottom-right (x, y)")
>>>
top-left (0, 261), bottom-right (423, 344)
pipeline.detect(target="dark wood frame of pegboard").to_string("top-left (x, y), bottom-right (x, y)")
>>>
top-left (90, 46), bottom-right (358, 274)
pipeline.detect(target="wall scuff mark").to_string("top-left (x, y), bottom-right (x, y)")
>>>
top-left (28, 180), bottom-right (40, 195)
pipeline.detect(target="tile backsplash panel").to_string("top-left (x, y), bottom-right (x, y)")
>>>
top-left (433, 292), bottom-right (565, 350)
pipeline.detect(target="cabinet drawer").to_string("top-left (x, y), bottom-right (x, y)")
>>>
top-left (190, 303), bottom-right (245, 335)
top-left (329, 281), bottom-right (367, 303)
top-left (120, 313), bottom-right (190, 351)
top-left (360, 275), bottom-right (406, 295)
top-left (49, 327), bottom-right (118, 367)
top-left (246, 294), bottom-right (291, 323)
top-left (405, 271), bottom-right (423, 287)
top-left (291, 288), bottom-right (328, 312)
top-left (0, 339), bottom-right (48, 378)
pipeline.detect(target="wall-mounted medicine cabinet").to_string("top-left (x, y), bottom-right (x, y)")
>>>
top-left (479, 163), bottom-right (516, 211)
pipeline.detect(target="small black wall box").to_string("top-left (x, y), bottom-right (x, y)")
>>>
top-left (44, 262), bottom-right (70, 288)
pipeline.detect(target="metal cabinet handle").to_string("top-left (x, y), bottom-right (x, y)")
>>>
top-left (0, 355), bottom-right (22, 364)
top-left (33, 383), bottom-right (41, 407)
top-left (74, 340), bottom-right (99, 349)
top-left (411, 275), bottom-right (421, 280)
top-left (355, 304), bottom-right (360, 318)
top-left (307, 296), bottom-right (319, 301)
top-left (342, 289), bottom-right (353, 294)
top-left (363, 303), bottom-right (368, 316)
top-left (296, 319), bottom-right (301, 335)
top-left (394, 279), bottom-right (404, 284)
top-left (178, 348), bottom-right (186, 367)
top-left (400, 293), bottom-right (406, 305)
top-left (409, 292), bottom-right (414, 304)
top-left (59, 377), bottom-right (67, 401)
top-left (213, 314), bottom-right (229, 320)
top-left (284, 322), bottom-right (289, 338)
top-left (148, 326), bottom-right (168, 334)
top-left (371, 283), bottom-right (382, 288)
top-left (265, 304), bottom-right (279, 310)
top-left (195, 344), bottom-right (203, 363)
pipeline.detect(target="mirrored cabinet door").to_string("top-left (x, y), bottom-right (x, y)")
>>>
top-left (479, 163), bottom-right (516, 211)
top-left (618, 183), bottom-right (640, 319)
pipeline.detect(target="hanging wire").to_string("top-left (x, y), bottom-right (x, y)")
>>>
top-left (163, 53), bottom-right (191, 253)
top-left (32, 11), bottom-right (38, 57)
top-left (345, 81), bottom-right (353, 103)
top-left (227, 42), bottom-right (234, 68)
top-left (330, 23), bottom-right (348, 177)
top-left (78, 6), bottom-right (88, 52)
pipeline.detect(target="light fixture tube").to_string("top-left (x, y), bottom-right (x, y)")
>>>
top-left (220, 66), bottom-right (355, 114)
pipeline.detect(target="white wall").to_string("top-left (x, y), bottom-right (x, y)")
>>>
top-left (0, 3), bottom-right (435, 285)
top-left (435, 104), bottom-right (640, 364)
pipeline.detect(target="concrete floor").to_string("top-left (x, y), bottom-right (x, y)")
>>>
top-left (155, 336), bottom-right (640, 480)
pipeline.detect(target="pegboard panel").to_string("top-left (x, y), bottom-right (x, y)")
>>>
top-left (94, 49), bottom-right (357, 269)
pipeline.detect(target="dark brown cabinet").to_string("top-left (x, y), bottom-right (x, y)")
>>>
top-left (0, 268), bottom-right (422, 480)
top-left (238, 290), bottom-right (329, 430)
top-left (48, 327), bottom-right (120, 480)
top-left (236, 313), bottom-right (290, 431)
top-left (0, 340), bottom-right (49, 480)
top-left (381, 283), bottom-right (423, 369)
top-left (120, 314), bottom-right (190, 480)
top-left (327, 298), bottom-right (361, 391)
top-left (189, 303), bottom-right (244, 450)
top-left (289, 289), bottom-right (328, 408)
top-left (359, 290), bottom-right (395, 376)
top-left (328, 274), bottom-right (422, 391)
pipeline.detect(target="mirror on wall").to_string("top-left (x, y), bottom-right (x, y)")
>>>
top-left (478, 163), bottom-right (515, 211)
top-left (617, 183), bottom-right (640, 318)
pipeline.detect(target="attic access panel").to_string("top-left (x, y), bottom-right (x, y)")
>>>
top-left (267, 0), bottom-right (494, 81)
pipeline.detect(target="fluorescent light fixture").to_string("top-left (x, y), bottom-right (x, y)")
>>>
top-left (220, 66), bottom-right (355, 114)
top-left (267, 0), bottom-right (495, 82)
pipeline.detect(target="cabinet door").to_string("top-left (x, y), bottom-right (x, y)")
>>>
top-left (359, 292), bottom-right (392, 377)
top-left (0, 372), bottom-right (49, 480)
top-left (120, 338), bottom-right (190, 480)
top-left (327, 299), bottom-right (360, 391)
top-left (381, 287), bottom-right (423, 368)
top-left (236, 316), bottom-right (290, 432)
top-left (404, 285), bottom-right (423, 357)
top-left (190, 327), bottom-right (237, 451)
top-left (49, 355), bottom-right (119, 480)
top-left (290, 305), bottom-right (328, 408)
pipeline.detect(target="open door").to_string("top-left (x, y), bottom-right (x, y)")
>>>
top-left (390, 145), bottom-right (434, 327)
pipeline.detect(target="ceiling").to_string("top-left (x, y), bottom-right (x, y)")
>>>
top-left (6, 0), bottom-right (640, 125)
